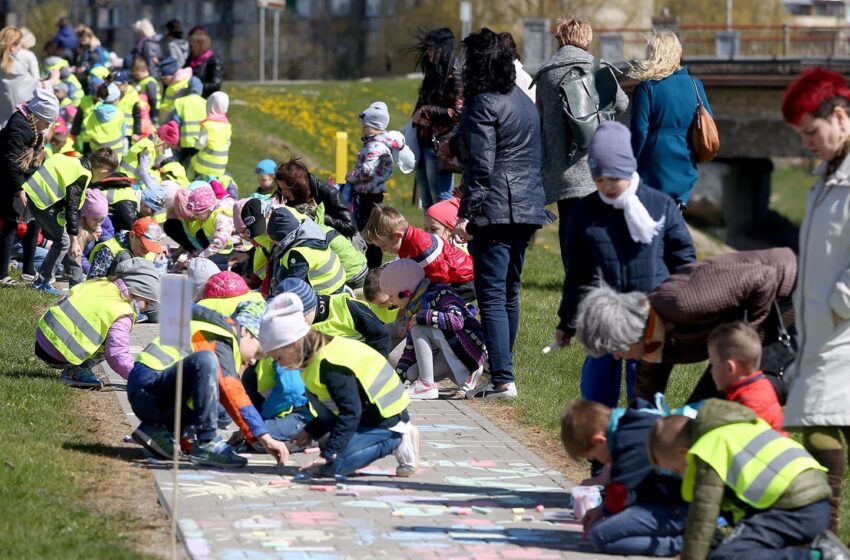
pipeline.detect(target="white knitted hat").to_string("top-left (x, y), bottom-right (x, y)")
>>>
top-left (259, 293), bottom-right (311, 352)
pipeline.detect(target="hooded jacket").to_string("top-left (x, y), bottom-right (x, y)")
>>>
top-left (267, 209), bottom-right (331, 297)
top-left (681, 399), bottom-right (830, 560)
top-left (307, 173), bottom-right (355, 237)
top-left (345, 131), bottom-right (405, 195)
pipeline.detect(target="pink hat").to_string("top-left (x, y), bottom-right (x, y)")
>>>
top-left (209, 179), bottom-right (228, 200)
top-left (53, 115), bottom-right (68, 136)
top-left (187, 186), bottom-right (217, 214)
top-left (424, 197), bottom-right (461, 231)
top-left (157, 120), bottom-right (179, 146)
top-left (80, 188), bottom-right (108, 219)
top-left (172, 188), bottom-right (193, 219)
top-left (379, 258), bottom-right (425, 299)
top-left (203, 271), bottom-right (249, 299)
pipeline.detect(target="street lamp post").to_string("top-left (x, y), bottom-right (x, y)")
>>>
top-left (460, 0), bottom-right (471, 39)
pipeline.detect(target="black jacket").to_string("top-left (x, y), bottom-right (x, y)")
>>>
top-left (308, 173), bottom-right (355, 237)
top-left (458, 86), bottom-right (549, 229)
top-left (187, 51), bottom-right (224, 98)
top-left (0, 111), bottom-right (43, 219)
top-left (92, 173), bottom-right (138, 231)
top-left (315, 295), bottom-right (390, 357)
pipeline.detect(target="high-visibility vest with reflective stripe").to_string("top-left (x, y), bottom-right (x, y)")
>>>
top-left (320, 223), bottom-right (367, 284)
top-left (197, 291), bottom-right (265, 318)
top-left (191, 120), bottom-right (232, 178)
top-left (136, 76), bottom-right (160, 110)
top-left (37, 279), bottom-right (136, 364)
top-left (301, 336), bottom-right (409, 419)
top-left (363, 301), bottom-right (400, 325)
top-left (75, 95), bottom-right (97, 148)
top-left (312, 293), bottom-right (362, 341)
top-left (22, 154), bottom-right (91, 210)
top-left (120, 137), bottom-right (156, 180)
top-left (173, 94), bottom-right (206, 148)
top-left (84, 105), bottom-right (126, 155)
top-left (252, 234), bottom-right (273, 280)
top-left (160, 78), bottom-right (189, 116)
top-left (683, 420), bottom-right (826, 510)
top-left (135, 319), bottom-right (241, 371)
top-left (117, 86), bottom-right (140, 133)
top-left (158, 160), bottom-right (189, 186)
top-left (100, 185), bottom-right (138, 206)
top-left (281, 245), bottom-right (345, 295)
top-left (88, 236), bottom-right (125, 265)
top-left (193, 207), bottom-right (234, 255)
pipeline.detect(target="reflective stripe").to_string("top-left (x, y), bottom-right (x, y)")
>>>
top-left (311, 262), bottom-right (346, 293)
top-left (727, 429), bottom-right (782, 488)
top-left (195, 155), bottom-right (227, 171)
top-left (105, 190), bottom-right (116, 203)
top-left (59, 299), bottom-right (101, 347)
top-left (203, 148), bottom-right (230, 157)
top-left (181, 120), bottom-right (203, 126)
top-left (367, 364), bottom-right (398, 399)
top-left (94, 136), bottom-right (124, 149)
top-left (36, 166), bottom-right (63, 199)
top-left (313, 253), bottom-right (339, 276)
top-left (743, 447), bottom-right (813, 504)
top-left (41, 311), bottom-right (90, 361)
top-left (376, 382), bottom-right (407, 410)
top-left (25, 176), bottom-right (51, 206)
top-left (143, 343), bottom-right (177, 367)
top-left (120, 161), bottom-right (137, 175)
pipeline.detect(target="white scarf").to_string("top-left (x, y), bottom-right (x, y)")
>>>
top-left (597, 173), bottom-right (665, 245)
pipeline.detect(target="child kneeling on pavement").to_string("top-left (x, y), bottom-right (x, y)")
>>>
top-left (560, 400), bottom-right (687, 556)
top-left (35, 257), bottom-right (159, 389)
top-left (260, 293), bottom-right (419, 477)
top-left (128, 301), bottom-right (289, 468)
top-left (649, 399), bottom-right (849, 560)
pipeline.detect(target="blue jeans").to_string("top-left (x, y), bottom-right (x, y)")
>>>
top-left (318, 427), bottom-right (401, 477)
top-left (580, 354), bottom-right (637, 408)
top-left (470, 225), bottom-right (536, 386)
top-left (265, 410), bottom-right (313, 441)
top-left (127, 351), bottom-right (220, 441)
top-left (589, 503), bottom-right (687, 556)
top-left (415, 146), bottom-right (454, 209)
top-left (31, 204), bottom-right (83, 285)
top-left (710, 500), bottom-right (828, 560)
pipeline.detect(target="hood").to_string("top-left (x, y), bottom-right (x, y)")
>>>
top-left (372, 130), bottom-right (405, 150)
top-left (173, 67), bottom-right (193, 84)
top-left (94, 102), bottom-right (118, 122)
top-left (691, 399), bottom-right (758, 441)
top-left (268, 207), bottom-right (325, 251)
top-left (534, 45), bottom-right (594, 80)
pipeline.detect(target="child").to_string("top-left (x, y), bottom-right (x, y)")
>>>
top-left (113, 71), bottom-right (142, 143)
top-left (131, 57), bottom-right (160, 125)
top-left (180, 184), bottom-right (234, 269)
top-left (191, 92), bottom-right (232, 181)
top-left (345, 101), bottom-right (406, 268)
top-left (648, 399), bottom-right (846, 560)
top-left (52, 82), bottom-right (75, 123)
top-left (129, 301), bottom-right (290, 468)
top-left (171, 77), bottom-right (206, 159)
top-left (381, 258), bottom-right (486, 400)
top-left (47, 117), bottom-right (78, 157)
top-left (255, 159), bottom-right (277, 199)
top-left (708, 322), bottom-right (784, 432)
top-left (560, 400), bottom-right (686, 557)
top-left (44, 56), bottom-right (83, 106)
top-left (197, 270), bottom-right (266, 316)
top-left (76, 188), bottom-right (113, 276)
top-left (157, 57), bottom-right (191, 121)
top-left (152, 121), bottom-right (190, 186)
top-left (363, 204), bottom-right (476, 303)
top-left (424, 197), bottom-right (462, 242)
top-left (35, 257), bottom-right (159, 388)
top-left (88, 148), bottom-right (138, 231)
top-left (82, 81), bottom-right (126, 157)
top-left (88, 217), bottom-right (164, 278)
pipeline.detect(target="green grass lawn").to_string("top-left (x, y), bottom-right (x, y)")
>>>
top-left (0, 288), bottom-right (151, 559)
top-left (771, 163), bottom-right (814, 227)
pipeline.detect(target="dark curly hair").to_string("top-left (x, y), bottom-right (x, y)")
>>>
top-left (410, 27), bottom-right (457, 105)
top-left (462, 28), bottom-right (516, 99)
top-left (274, 156), bottom-right (312, 205)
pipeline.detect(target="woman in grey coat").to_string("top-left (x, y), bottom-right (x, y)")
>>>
top-left (534, 17), bottom-right (628, 257)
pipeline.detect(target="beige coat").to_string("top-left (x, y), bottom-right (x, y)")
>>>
top-left (785, 155), bottom-right (850, 427)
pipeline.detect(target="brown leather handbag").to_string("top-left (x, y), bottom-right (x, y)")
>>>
top-left (689, 78), bottom-right (719, 163)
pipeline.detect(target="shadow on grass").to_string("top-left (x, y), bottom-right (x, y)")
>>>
top-left (0, 367), bottom-right (57, 380)
top-left (62, 442), bottom-right (150, 462)
top-left (519, 278), bottom-right (562, 292)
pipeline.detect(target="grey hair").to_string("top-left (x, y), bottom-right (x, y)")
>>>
top-left (575, 284), bottom-right (649, 357)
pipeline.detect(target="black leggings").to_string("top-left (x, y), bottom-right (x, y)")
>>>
top-left (0, 218), bottom-right (15, 280)
top-left (354, 192), bottom-right (384, 269)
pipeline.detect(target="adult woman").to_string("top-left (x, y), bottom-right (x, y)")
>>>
top-left (410, 28), bottom-right (463, 208)
top-left (0, 27), bottom-right (57, 126)
top-left (0, 90), bottom-right (60, 286)
top-left (452, 29), bottom-right (550, 399)
top-left (159, 19), bottom-right (189, 69)
top-left (131, 19), bottom-right (162, 78)
top-left (782, 68), bottom-right (850, 533)
top-left (74, 26), bottom-right (109, 77)
top-left (629, 32), bottom-right (712, 207)
top-left (274, 158), bottom-right (355, 238)
top-left (535, 17), bottom-right (629, 257)
top-left (185, 29), bottom-right (222, 98)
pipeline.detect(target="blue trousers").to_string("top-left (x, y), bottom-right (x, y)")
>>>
top-left (580, 354), bottom-right (637, 408)
top-left (127, 351), bottom-right (220, 442)
top-left (589, 503), bottom-right (687, 557)
top-left (710, 500), bottom-right (828, 560)
top-left (265, 410), bottom-right (313, 441)
top-left (470, 225), bottom-right (536, 386)
top-left (318, 427), bottom-right (401, 477)
top-left (415, 146), bottom-right (454, 209)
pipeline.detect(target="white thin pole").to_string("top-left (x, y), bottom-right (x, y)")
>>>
top-left (259, 7), bottom-right (266, 82)
top-left (726, 0), bottom-right (733, 31)
top-left (170, 358), bottom-right (184, 560)
top-left (273, 9), bottom-right (280, 81)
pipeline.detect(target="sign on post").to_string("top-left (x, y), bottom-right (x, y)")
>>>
top-left (159, 274), bottom-right (193, 349)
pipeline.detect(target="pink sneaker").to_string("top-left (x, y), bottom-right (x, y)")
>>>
top-left (407, 380), bottom-right (439, 400)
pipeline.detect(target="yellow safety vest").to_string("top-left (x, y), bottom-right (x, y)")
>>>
top-left (22, 154), bottom-right (91, 210)
top-left (321, 223), bottom-right (367, 283)
top-left (84, 104), bottom-right (126, 156)
top-left (37, 279), bottom-right (136, 364)
top-left (252, 234), bottom-right (273, 280)
top-left (88, 236), bottom-right (125, 263)
top-left (191, 120), bottom-right (232, 178)
top-left (135, 319), bottom-right (241, 372)
top-left (312, 293), bottom-right (362, 341)
top-left (74, 95), bottom-right (96, 149)
top-left (117, 86), bottom-right (140, 133)
top-left (301, 336), bottom-right (409, 419)
top-left (363, 301), bottom-right (400, 325)
top-left (682, 420), bottom-right (827, 511)
top-left (136, 76), bottom-right (160, 109)
top-left (197, 291), bottom-right (265, 317)
top-left (99, 185), bottom-right (138, 206)
top-left (67, 76), bottom-right (84, 106)
top-left (191, 207), bottom-right (234, 255)
top-left (120, 137), bottom-right (156, 180)
top-left (280, 245), bottom-right (346, 296)
top-left (160, 78), bottom-right (189, 116)
top-left (173, 94), bottom-right (207, 148)
top-left (158, 160), bottom-right (189, 186)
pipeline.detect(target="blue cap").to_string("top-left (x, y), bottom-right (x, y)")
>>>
top-left (140, 184), bottom-right (166, 213)
top-left (188, 77), bottom-right (203, 95)
top-left (112, 70), bottom-right (131, 84)
top-left (276, 277), bottom-right (317, 314)
top-left (158, 57), bottom-right (179, 77)
top-left (255, 159), bottom-right (276, 175)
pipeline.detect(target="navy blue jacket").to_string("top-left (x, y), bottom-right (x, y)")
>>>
top-left (558, 182), bottom-right (694, 332)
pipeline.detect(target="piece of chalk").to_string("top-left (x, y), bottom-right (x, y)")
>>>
top-left (336, 490), bottom-right (360, 497)
top-left (336, 483), bottom-right (347, 490)
top-left (512, 515), bottom-right (522, 522)
top-left (268, 478), bottom-right (290, 486)
top-left (535, 505), bottom-right (545, 513)
top-left (309, 485), bottom-right (334, 492)
top-left (303, 447), bottom-right (320, 454)
top-left (542, 343), bottom-right (557, 354)
top-left (455, 508), bottom-right (471, 516)
top-left (471, 506), bottom-right (490, 514)
top-left (511, 507), bottom-right (525, 514)
top-left (392, 511), bottom-right (406, 517)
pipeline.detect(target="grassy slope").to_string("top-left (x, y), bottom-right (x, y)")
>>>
top-left (0, 288), bottom-right (150, 559)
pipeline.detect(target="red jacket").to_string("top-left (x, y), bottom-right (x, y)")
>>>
top-left (399, 226), bottom-right (474, 285)
top-left (724, 371), bottom-right (785, 433)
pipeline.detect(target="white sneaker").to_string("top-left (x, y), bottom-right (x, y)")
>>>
top-left (461, 366), bottom-right (485, 393)
top-left (407, 380), bottom-right (439, 400)
top-left (393, 423), bottom-right (420, 477)
top-left (466, 381), bottom-right (518, 399)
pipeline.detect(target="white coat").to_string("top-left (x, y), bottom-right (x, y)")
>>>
top-left (785, 155), bottom-right (850, 427)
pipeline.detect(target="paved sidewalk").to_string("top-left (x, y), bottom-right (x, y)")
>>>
top-left (102, 324), bottom-right (653, 560)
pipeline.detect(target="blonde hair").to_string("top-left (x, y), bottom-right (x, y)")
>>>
top-left (19, 27), bottom-right (35, 50)
top-left (647, 415), bottom-right (693, 467)
top-left (361, 204), bottom-right (408, 245)
top-left (294, 330), bottom-right (330, 370)
top-left (0, 27), bottom-right (22, 73)
top-left (133, 19), bottom-right (156, 39)
top-left (628, 31), bottom-right (683, 82)
top-left (559, 400), bottom-right (611, 459)
top-left (707, 321), bottom-right (763, 373)
top-left (553, 17), bottom-right (592, 50)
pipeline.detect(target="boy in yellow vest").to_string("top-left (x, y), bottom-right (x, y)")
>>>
top-left (88, 217), bottom-right (163, 278)
top-left (131, 57), bottom-right (160, 125)
top-left (649, 399), bottom-right (847, 560)
top-left (113, 71), bottom-right (141, 143)
top-left (171, 77), bottom-right (206, 165)
top-left (190, 91), bottom-right (231, 180)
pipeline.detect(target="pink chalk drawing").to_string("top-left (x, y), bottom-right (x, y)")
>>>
top-left (283, 511), bottom-right (341, 525)
top-left (468, 459), bottom-right (498, 467)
